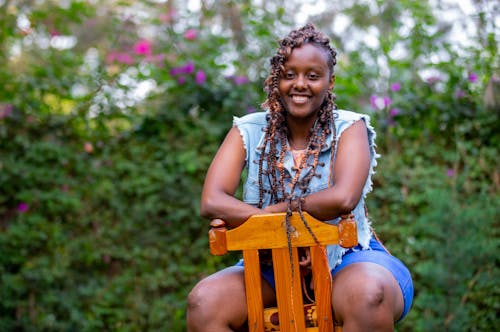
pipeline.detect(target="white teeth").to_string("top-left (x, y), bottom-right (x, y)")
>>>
top-left (292, 95), bottom-right (308, 103)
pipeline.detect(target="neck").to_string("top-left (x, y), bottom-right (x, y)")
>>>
top-left (287, 118), bottom-right (317, 150)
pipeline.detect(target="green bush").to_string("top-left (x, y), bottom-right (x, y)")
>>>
top-left (1, 1), bottom-right (498, 331)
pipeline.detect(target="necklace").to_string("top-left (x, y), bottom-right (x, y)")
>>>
top-left (290, 148), bottom-right (306, 168)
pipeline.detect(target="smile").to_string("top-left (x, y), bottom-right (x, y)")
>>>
top-left (291, 95), bottom-right (310, 104)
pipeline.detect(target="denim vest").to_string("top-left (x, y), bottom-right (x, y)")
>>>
top-left (233, 109), bottom-right (379, 268)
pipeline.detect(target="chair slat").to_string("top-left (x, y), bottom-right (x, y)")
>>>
top-left (243, 249), bottom-right (265, 332)
top-left (311, 246), bottom-right (334, 332)
top-left (273, 247), bottom-right (306, 331)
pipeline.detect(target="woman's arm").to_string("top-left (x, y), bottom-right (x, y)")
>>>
top-left (265, 119), bottom-right (371, 221)
top-left (200, 126), bottom-right (264, 228)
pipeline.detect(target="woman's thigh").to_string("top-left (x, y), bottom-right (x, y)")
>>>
top-left (187, 266), bottom-right (276, 329)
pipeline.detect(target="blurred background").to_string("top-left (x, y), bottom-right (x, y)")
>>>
top-left (0, 0), bottom-right (498, 331)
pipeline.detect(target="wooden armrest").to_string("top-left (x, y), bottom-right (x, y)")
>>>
top-left (209, 219), bottom-right (228, 255)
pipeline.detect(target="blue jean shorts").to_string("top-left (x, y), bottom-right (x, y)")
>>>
top-left (235, 237), bottom-right (414, 321)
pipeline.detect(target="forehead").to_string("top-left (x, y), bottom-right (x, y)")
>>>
top-left (285, 43), bottom-right (330, 68)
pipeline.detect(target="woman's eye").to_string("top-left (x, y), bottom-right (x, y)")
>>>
top-left (284, 72), bottom-right (295, 79)
top-left (308, 73), bottom-right (319, 79)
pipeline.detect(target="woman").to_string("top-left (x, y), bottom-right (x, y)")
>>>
top-left (187, 23), bottom-right (413, 332)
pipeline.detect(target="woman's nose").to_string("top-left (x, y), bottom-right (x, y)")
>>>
top-left (293, 75), bottom-right (306, 89)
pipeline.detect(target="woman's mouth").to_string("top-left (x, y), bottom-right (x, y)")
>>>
top-left (291, 95), bottom-right (309, 104)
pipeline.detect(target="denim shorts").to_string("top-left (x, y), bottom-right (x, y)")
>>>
top-left (235, 237), bottom-right (414, 321)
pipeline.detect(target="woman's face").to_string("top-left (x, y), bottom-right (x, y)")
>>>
top-left (278, 43), bottom-right (334, 121)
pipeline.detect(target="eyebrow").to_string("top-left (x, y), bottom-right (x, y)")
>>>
top-left (283, 64), bottom-right (328, 72)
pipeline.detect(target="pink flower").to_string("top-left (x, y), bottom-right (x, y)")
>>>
top-left (160, 9), bottom-right (177, 23)
top-left (370, 95), bottom-right (391, 110)
top-left (17, 202), bottom-right (29, 213)
top-left (133, 39), bottom-right (152, 56)
top-left (195, 70), bottom-right (207, 85)
top-left (447, 168), bottom-right (455, 177)
top-left (468, 71), bottom-right (478, 83)
top-left (390, 82), bottom-right (401, 92)
top-left (145, 54), bottom-right (166, 67)
top-left (184, 29), bottom-right (197, 41)
top-left (106, 51), bottom-right (119, 64)
top-left (116, 53), bottom-right (134, 65)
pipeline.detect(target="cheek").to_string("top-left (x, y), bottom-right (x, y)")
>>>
top-left (278, 81), bottom-right (289, 95)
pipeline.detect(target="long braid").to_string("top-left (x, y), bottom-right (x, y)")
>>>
top-left (258, 24), bottom-right (339, 316)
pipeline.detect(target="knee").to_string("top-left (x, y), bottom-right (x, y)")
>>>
top-left (353, 278), bottom-right (386, 309)
top-left (187, 278), bottom-right (217, 317)
top-left (333, 265), bottom-right (393, 314)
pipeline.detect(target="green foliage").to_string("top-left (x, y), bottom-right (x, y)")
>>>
top-left (1, 0), bottom-right (498, 331)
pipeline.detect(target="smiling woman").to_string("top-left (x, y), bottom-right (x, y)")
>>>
top-left (187, 23), bottom-right (413, 332)
top-left (278, 43), bottom-right (335, 135)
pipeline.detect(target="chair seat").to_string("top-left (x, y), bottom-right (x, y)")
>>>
top-left (264, 304), bottom-right (318, 331)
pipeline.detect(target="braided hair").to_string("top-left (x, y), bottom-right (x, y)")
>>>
top-left (257, 23), bottom-right (339, 209)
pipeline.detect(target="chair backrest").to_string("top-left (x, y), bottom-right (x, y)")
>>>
top-left (209, 212), bottom-right (357, 332)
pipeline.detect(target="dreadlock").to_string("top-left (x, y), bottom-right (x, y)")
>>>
top-left (258, 23), bottom-right (339, 209)
top-left (256, 24), bottom-right (341, 309)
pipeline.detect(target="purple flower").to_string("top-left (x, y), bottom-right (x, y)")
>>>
top-left (383, 96), bottom-right (392, 107)
top-left (170, 61), bottom-right (195, 76)
top-left (468, 71), bottom-right (478, 83)
top-left (370, 95), bottom-right (380, 109)
top-left (181, 61), bottom-right (195, 74)
top-left (195, 70), bottom-right (206, 85)
top-left (426, 76), bottom-right (441, 85)
top-left (0, 104), bottom-right (13, 119)
top-left (233, 75), bottom-right (249, 85)
top-left (177, 76), bottom-right (187, 84)
top-left (17, 202), bottom-right (29, 213)
top-left (169, 66), bottom-right (183, 76)
top-left (389, 108), bottom-right (399, 117)
top-left (447, 168), bottom-right (455, 177)
top-left (454, 88), bottom-right (466, 99)
top-left (390, 82), bottom-right (401, 92)
top-left (247, 107), bottom-right (256, 113)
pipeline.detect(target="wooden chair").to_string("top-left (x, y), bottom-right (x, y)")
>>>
top-left (209, 212), bottom-right (357, 332)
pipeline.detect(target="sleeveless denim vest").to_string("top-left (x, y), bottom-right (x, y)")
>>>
top-left (233, 109), bottom-right (379, 268)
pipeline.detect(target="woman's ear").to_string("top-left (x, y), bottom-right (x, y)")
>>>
top-left (329, 74), bottom-right (335, 90)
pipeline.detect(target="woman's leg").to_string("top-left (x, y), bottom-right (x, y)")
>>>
top-left (331, 262), bottom-right (404, 332)
top-left (187, 266), bottom-right (276, 332)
